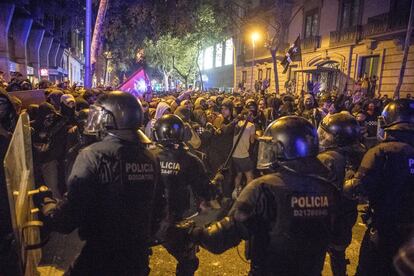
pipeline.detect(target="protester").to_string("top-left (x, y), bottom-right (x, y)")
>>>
top-left (1, 71), bottom-right (412, 275)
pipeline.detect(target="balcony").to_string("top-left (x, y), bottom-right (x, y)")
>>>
top-left (362, 13), bottom-right (409, 38)
top-left (301, 36), bottom-right (320, 51)
top-left (330, 25), bottom-right (362, 47)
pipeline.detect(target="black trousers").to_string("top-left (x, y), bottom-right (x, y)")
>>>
top-left (65, 243), bottom-right (150, 276)
top-left (356, 230), bottom-right (401, 276)
top-left (163, 237), bottom-right (199, 276)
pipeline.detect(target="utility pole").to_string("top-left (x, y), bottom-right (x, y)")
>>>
top-left (394, 0), bottom-right (414, 99)
top-left (84, 0), bottom-right (92, 88)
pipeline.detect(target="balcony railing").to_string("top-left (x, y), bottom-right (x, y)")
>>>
top-left (301, 36), bottom-right (320, 51)
top-left (330, 25), bottom-right (362, 47)
top-left (362, 12), bottom-right (409, 38)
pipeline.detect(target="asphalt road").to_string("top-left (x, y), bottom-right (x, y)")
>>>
top-left (38, 207), bottom-right (367, 276)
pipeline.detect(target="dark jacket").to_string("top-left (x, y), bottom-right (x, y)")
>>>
top-left (42, 135), bottom-right (164, 275)
top-left (198, 157), bottom-right (339, 275)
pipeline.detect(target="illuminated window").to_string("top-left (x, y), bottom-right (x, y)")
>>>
top-left (224, 38), bottom-right (233, 65)
top-left (258, 69), bottom-right (263, 80)
top-left (305, 9), bottom-right (319, 38)
top-left (204, 46), bottom-right (213, 70)
top-left (340, 0), bottom-right (361, 30)
top-left (198, 50), bottom-right (204, 70)
top-left (266, 68), bottom-right (271, 80)
top-left (242, 71), bottom-right (247, 82)
top-left (215, 43), bottom-right (223, 67)
top-left (359, 55), bottom-right (379, 78)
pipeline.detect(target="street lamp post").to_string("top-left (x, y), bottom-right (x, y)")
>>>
top-left (85, 0), bottom-right (92, 88)
top-left (250, 32), bottom-right (259, 91)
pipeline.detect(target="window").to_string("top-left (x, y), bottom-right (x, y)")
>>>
top-left (339, 0), bottom-right (361, 30)
top-left (204, 46), bottom-right (214, 70)
top-left (215, 43), bottom-right (223, 67)
top-left (359, 56), bottom-right (379, 78)
top-left (389, 0), bottom-right (411, 28)
top-left (266, 68), bottom-right (271, 80)
top-left (242, 71), bottom-right (247, 83)
top-left (304, 9), bottom-right (319, 38)
top-left (258, 69), bottom-right (263, 80)
top-left (224, 38), bottom-right (233, 65)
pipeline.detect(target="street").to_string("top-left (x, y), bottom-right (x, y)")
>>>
top-left (38, 207), bottom-right (367, 276)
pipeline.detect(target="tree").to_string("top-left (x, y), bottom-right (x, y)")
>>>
top-left (91, 0), bottom-right (109, 81)
top-left (191, 3), bottom-right (227, 90)
top-left (172, 36), bottom-right (199, 88)
top-left (394, 0), bottom-right (414, 99)
top-left (144, 33), bottom-right (199, 90)
top-left (144, 34), bottom-right (177, 90)
top-left (103, 0), bottom-right (228, 83)
top-left (240, 0), bottom-right (292, 94)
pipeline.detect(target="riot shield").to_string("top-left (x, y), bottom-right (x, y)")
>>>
top-left (4, 112), bottom-right (43, 276)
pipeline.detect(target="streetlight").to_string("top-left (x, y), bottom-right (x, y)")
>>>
top-left (251, 32), bottom-right (260, 90)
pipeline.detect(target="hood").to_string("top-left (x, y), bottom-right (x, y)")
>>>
top-left (194, 97), bottom-right (206, 110)
top-left (174, 106), bottom-right (192, 122)
top-left (155, 102), bottom-right (171, 119)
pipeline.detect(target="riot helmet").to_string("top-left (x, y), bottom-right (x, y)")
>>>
top-left (378, 99), bottom-right (414, 130)
top-left (257, 116), bottom-right (319, 170)
top-left (318, 112), bottom-right (360, 149)
top-left (84, 91), bottom-right (150, 143)
top-left (76, 108), bottom-right (90, 133)
top-left (153, 114), bottom-right (185, 144)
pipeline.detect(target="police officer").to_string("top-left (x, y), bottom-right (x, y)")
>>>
top-left (344, 99), bottom-right (414, 276)
top-left (178, 116), bottom-right (339, 275)
top-left (40, 91), bottom-right (164, 276)
top-left (317, 112), bottom-right (366, 275)
top-left (152, 114), bottom-right (212, 276)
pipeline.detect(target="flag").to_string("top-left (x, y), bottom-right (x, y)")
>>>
top-left (281, 36), bottom-right (301, 74)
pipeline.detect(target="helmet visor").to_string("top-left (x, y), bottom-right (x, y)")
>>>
top-left (317, 126), bottom-right (334, 150)
top-left (84, 105), bottom-right (107, 135)
top-left (377, 115), bottom-right (386, 141)
top-left (257, 136), bottom-right (278, 170)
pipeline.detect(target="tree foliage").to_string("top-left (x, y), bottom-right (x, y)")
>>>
top-left (102, 0), bottom-right (229, 80)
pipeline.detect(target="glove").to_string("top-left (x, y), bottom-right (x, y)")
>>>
top-left (211, 172), bottom-right (224, 187)
top-left (167, 220), bottom-right (203, 245)
top-left (343, 178), bottom-right (361, 200)
top-left (41, 196), bottom-right (58, 217)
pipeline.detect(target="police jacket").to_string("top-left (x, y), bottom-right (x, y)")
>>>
top-left (317, 144), bottom-right (365, 247)
top-left (152, 144), bottom-right (211, 221)
top-left (352, 132), bottom-right (414, 235)
top-left (43, 135), bottom-right (164, 253)
top-left (197, 157), bottom-right (339, 275)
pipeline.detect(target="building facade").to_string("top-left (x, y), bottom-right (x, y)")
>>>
top-left (199, 38), bottom-right (236, 91)
top-left (0, 0), bottom-right (84, 85)
top-left (233, 0), bottom-right (413, 97)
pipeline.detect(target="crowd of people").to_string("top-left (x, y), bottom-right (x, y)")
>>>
top-left (0, 75), bottom-right (413, 276)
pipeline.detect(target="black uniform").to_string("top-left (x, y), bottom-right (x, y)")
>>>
top-left (194, 158), bottom-right (339, 275)
top-left (153, 144), bottom-right (211, 276)
top-left (318, 144), bottom-right (365, 275)
top-left (42, 135), bottom-right (164, 276)
top-left (350, 133), bottom-right (414, 276)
